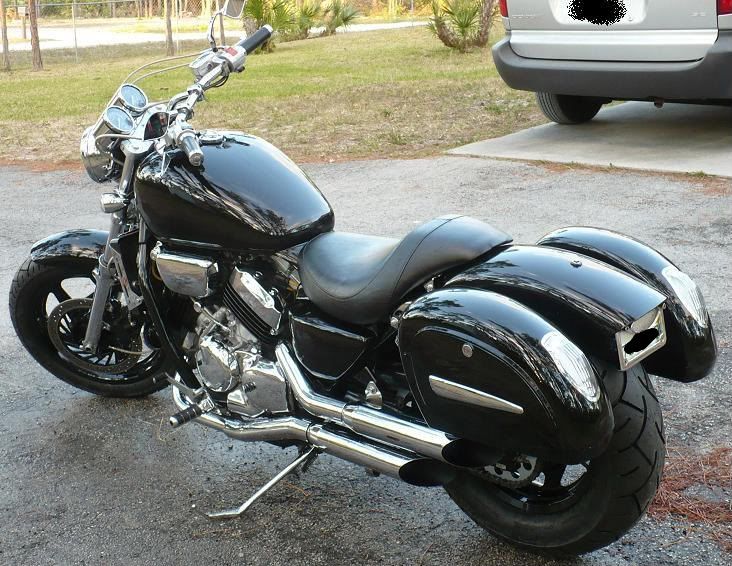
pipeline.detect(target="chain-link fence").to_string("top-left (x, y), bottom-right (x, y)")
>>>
top-left (1, 0), bottom-right (230, 62)
top-left (1, 0), bottom-right (428, 68)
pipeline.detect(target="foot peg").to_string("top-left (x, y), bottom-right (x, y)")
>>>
top-left (206, 446), bottom-right (319, 520)
top-left (169, 397), bottom-right (214, 428)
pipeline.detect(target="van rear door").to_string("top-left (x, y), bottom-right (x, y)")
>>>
top-left (506, 0), bottom-right (719, 62)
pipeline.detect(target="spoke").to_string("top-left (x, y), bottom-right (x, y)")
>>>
top-left (51, 285), bottom-right (71, 303)
top-left (542, 464), bottom-right (566, 489)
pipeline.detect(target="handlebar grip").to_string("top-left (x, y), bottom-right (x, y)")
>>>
top-left (179, 131), bottom-right (204, 167)
top-left (237, 25), bottom-right (273, 54)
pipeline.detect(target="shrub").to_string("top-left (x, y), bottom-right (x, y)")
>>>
top-left (243, 0), bottom-right (295, 51)
top-left (321, 0), bottom-right (360, 36)
top-left (294, 1), bottom-right (323, 39)
top-left (429, 0), bottom-right (498, 52)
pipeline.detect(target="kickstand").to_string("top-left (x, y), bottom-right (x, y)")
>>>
top-left (206, 446), bottom-right (319, 520)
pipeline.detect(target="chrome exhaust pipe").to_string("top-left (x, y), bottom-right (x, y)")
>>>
top-left (275, 344), bottom-right (481, 466)
top-left (172, 386), bottom-right (451, 486)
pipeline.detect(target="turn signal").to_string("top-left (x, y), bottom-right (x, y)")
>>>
top-left (500, 0), bottom-right (509, 17)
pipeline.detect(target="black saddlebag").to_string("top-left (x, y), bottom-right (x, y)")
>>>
top-left (398, 288), bottom-right (615, 463)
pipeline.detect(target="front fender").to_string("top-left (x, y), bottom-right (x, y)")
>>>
top-left (537, 227), bottom-right (717, 382)
top-left (30, 229), bottom-right (108, 264)
top-left (446, 245), bottom-right (667, 370)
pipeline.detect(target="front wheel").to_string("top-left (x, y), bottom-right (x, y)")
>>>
top-left (536, 92), bottom-right (605, 124)
top-left (9, 257), bottom-right (168, 397)
top-left (445, 362), bottom-right (665, 556)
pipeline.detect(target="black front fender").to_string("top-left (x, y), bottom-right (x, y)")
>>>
top-left (30, 229), bottom-right (108, 264)
top-left (446, 245), bottom-right (667, 369)
top-left (537, 227), bottom-right (717, 382)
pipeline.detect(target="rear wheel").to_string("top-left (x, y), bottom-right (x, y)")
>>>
top-left (445, 362), bottom-right (665, 556)
top-left (9, 257), bottom-right (168, 397)
top-left (536, 92), bottom-right (605, 124)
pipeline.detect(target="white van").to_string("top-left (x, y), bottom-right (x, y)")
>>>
top-left (493, 0), bottom-right (732, 123)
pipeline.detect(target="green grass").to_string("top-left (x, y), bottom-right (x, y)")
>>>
top-left (0, 28), bottom-right (545, 164)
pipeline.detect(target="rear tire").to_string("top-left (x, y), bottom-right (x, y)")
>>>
top-left (536, 92), bottom-right (605, 124)
top-left (445, 362), bottom-right (665, 556)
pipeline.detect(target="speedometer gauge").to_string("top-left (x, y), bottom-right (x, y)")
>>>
top-left (103, 107), bottom-right (135, 135)
top-left (116, 84), bottom-right (148, 115)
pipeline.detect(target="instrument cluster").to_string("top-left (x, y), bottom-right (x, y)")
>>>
top-left (80, 83), bottom-right (169, 183)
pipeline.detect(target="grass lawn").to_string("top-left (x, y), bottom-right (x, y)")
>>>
top-left (0, 28), bottom-right (545, 166)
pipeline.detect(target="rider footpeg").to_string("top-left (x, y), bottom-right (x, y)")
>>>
top-left (169, 397), bottom-right (214, 428)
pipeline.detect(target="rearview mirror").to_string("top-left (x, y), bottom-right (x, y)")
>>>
top-left (223, 0), bottom-right (246, 18)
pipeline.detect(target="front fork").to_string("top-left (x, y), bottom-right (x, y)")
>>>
top-left (82, 141), bottom-right (151, 353)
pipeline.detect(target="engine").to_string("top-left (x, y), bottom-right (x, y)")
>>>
top-left (182, 266), bottom-right (290, 419)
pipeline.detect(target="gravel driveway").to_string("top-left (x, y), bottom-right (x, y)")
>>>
top-left (0, 157), bottom-right (730, 565)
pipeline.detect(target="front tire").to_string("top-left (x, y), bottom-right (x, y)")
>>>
top-left (445, 363), bottom-right (665, 556)
top-left (536, 92), bottom-right (605, 124)
top-left (9, 257), bottom-right (168, 398)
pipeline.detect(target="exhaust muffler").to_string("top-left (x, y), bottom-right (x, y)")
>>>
top-left (275, 344), bottom-right (489, 467)
top-left (171, 386), bottom-right (451, 486)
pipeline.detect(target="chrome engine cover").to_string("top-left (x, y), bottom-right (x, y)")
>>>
top-left (187, 304), bottom-right (290, 416)
top-left (227, 354), bottom-right (290, 418)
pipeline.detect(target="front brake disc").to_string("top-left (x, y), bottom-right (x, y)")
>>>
top-left (48, 298), bottom-right (142, 374)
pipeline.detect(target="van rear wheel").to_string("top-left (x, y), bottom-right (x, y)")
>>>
top-left (536, 93), bottom-right (605, 124)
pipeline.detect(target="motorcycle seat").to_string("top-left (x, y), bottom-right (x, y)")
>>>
top-left (298, 215), bottom-right (512, 325)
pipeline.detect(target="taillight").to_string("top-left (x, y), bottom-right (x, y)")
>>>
top-left (719, 0), bottom-right (732, 15)
top-left (500, 0), bottom-right (508, 17)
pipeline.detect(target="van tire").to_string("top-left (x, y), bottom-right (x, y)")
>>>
top-left (536, 93), bottom-right (605, 124)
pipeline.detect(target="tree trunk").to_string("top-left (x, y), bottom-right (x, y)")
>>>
top-left (1, 0), bottom-right (10, 71)
top-left (217, 0), bottom-right (225, 44)
top-left (28, 0), bottom-right (42, 70)
top-left (475, 0), bottom-right (497, 47)
top-left (164, 0), bottom-right (174, 55)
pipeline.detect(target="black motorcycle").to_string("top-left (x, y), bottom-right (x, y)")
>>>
top-left (9, 1), bottom-right (718, 556)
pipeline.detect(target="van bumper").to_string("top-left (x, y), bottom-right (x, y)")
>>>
top-left (492, 31), bottom-right (732, 101)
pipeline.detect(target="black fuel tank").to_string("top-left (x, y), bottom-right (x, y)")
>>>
top-left (134, 132), bottom-right (334, 251)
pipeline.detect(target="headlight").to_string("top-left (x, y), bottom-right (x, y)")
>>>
top-left (80, 126), bottom-right (118, 183)
top-left (541, 330), bottom-right (600, 402)
top-left (662, 266), bottom-right (709, 328)
top-left (615, 306), bottom-right (667, 370)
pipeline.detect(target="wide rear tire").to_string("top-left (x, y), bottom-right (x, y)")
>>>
top-left (536, 92), bottom-right (605, 124)
top-left (445, 362), bottom-right (665, 556)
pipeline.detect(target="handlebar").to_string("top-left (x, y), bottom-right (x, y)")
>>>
top-left (237, 25), bottom-right (273, 55)
top-left (178, 129), bottom-right (204, 167)
top-left (165, 25), bottom-right (274, 167)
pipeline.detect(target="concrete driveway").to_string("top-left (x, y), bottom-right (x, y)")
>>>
top-left (452, 102), bottom-right (732, 177)
top-left (0, 158), bottom-right (730, 565)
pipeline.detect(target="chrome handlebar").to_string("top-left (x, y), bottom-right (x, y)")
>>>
top-left (164, 25), bottom-right (274, 167)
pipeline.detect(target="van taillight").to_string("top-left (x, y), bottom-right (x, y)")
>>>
top-left (719, 0), bottom-right (732, 15)
top-left (500, 0), bottom-right (508, 17)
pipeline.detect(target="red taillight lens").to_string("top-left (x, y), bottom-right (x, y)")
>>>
top-left (719, 0), bottom-right (732, 15)
top-left (500, 0), bottom-right (508, 17)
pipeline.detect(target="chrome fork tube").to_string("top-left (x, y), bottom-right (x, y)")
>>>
top-left (82, 153), bottom-right (136, 353)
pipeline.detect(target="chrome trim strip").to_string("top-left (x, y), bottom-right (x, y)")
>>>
top-left (230, 268), bottom-right (282, 331)
top-left (428, 375), bottom-right (524, 415)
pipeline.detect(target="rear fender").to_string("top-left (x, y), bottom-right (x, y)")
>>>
top-left (398, 288), bottom-right (614, 463)
top-left (30, 229), bottom-right (108, 264)
top-left (537, 227), bottom-right (717, 382)
top-left (445, 245), bottom-right (667, 370)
